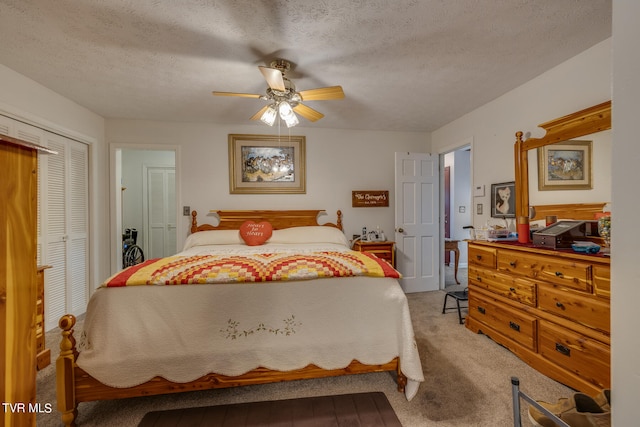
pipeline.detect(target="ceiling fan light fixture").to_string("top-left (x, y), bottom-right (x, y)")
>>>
top-left (278, 101), bottom-right (299, 128)
top-left (260, 104), bottom-right (277, 126)
top-left (213, 59), bottom-right (343, 127)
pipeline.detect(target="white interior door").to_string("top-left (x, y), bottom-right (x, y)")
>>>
top-left (395, 152), bottom-right (440, 293)
top-left (145, 166), bottom-right (176, 259)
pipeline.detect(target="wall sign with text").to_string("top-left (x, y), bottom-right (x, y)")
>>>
top-left (352, 190), bottom-right (389, 207)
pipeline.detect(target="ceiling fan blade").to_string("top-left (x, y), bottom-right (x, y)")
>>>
top-left (212, 91), bottom-right (262, 98)
top-left (298, 86), bottom-right (345, 101)
top-left (250, 105), bottom-right (270, 121)
top-left (258, 66), bottom-right (285, 91)
top-left (293, 103), bottom-right (324, 122)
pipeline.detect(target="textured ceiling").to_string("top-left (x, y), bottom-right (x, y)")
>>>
top-left (0, 1), bottom-right (611, 132)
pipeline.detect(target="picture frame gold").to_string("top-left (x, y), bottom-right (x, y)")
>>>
top-left (537, 140), bottom-right (592, 191)
top-left (228, 134), bottom-right (306, 194)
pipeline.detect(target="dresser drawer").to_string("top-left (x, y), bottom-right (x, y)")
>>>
top-left (539, 320), bottom-right (610, 389)
top-left (538, 284), bottom-right (610, 333)
top-left (497, 250), bottom-right (592, 292)
top-left (593, 265), bottom-right (610, 299)
top-left (469, 245), bottom-right (497, 269)
top-left (469, 266), bottom-right (536, 307)
top-left (469, 292), bottom-right (537, 351)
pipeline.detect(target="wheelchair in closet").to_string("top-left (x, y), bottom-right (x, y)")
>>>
top-left (122, 228), bottom-right (145, 268)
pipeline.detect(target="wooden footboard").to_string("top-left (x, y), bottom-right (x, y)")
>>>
top-left (57, 314), bottom-right (406, 426)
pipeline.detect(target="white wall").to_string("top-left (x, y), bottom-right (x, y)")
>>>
top-left (106, 120), bottom-right (429, 247)
top-left (431, 39), bottom-right (612, 228)
top-left (0, 64), bottom-right (109, 292)
top-left (612, 1), bottom-right (640, 425)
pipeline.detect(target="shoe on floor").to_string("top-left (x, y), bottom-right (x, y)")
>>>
top-left (593, 389), bottom-right (611, 411)
top-left (563, 410), bottom-right (610, 427)
top-left (528, 392), bottom-right (606, 427)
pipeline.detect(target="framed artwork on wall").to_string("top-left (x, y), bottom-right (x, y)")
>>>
top-left (228, 134), bottom-right (306, 194)
top-left (491, 181), bottom-right (516, 218)
top-left (537, 140), bottom-right (592, 191)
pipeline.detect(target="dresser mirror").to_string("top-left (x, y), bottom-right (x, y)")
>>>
top-left (514, 101), bottom-right (611, 221)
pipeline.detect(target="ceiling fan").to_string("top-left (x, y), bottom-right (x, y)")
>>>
top-left (212, 59), bottom-right (344, 127)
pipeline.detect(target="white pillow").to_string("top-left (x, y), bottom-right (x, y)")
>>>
top-left (269, 226), bottom-right (349, 248)
top-left (182, 230), bottom-right (244, 251)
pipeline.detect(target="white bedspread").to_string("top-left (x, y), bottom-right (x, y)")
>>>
top-left (77, 275), bottom-right (424, 400)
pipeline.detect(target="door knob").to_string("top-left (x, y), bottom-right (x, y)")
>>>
top-left (396, 227), bottom-right (404, 233)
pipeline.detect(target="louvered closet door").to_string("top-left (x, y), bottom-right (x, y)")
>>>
top-left (0, 115), bottom-right (89, 330)
top-left (44, 133), bottom-right (88, 329)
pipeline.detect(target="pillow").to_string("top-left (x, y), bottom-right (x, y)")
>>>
top-left (239, 221), bottom-right (273, 246)
top-left (270, 226), bottom-right (350, 247)
top-left (182, 230), bottom-right (244, 251)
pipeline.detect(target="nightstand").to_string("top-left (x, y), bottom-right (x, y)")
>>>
top-left (352, 241), bottom-right (395, 268)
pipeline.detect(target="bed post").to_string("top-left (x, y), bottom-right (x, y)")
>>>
top-left (57, 314), bottom-right (78, 427)
top-left (336, 210), bottom-right (343, 231)
top-left (396, 359), bottom-right (407, 393)
top-left (191, 210), bottom-right (199, 234)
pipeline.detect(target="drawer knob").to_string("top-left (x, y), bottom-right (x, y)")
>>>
top-left (476, 255), bottom-right (482, 260)
top-left (509, 321), bottom-right (520, 332)
top-left (476, 276), bottom-right (482, 282)
top-left (556, 302), bottom-right (565, 309)
top-left (477, 306), bottom-right (486, 315)
top-left (509, 261), bottom-right (516, 267)
top-left (509, 287), bottom-right (516, 292)
top-left (555, 343), bottom-right (571, 357)
top-left (555, 271), bottom-right (564, 277)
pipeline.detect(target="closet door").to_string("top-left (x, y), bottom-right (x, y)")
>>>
top-left (0, 114), bottom-right (89, 331)
top-left (43, 133), bottom-right (88, 329)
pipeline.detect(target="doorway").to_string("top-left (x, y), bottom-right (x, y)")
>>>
top-left (111, 145), bottom-right (179, 273)
top-left (441, 145), bottom-right (472, 290)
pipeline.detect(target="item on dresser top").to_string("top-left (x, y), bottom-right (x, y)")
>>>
top-left (571, 241), bottom-right (601, 254)
top-left (517, 216), bottom-right (530, 243)
top-left (532, 220), bottom-right (589, 249)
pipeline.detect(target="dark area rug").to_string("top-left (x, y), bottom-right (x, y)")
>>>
top-left (137, 391), bottom-right (402, 427)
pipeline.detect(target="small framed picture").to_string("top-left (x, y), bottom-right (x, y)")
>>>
top-left (537, 140), bottom-right (592, 190)
top-left (491, 181), bottom-right (515, 218)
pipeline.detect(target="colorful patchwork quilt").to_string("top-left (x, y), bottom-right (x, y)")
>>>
top-left (103, 251), bottom-right (400, 287)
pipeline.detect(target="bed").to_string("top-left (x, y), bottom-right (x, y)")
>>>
top-left (56, 209), bottom-right (424, 426)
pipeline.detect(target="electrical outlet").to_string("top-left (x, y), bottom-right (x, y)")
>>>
top-left (183, 206), bottom-right (190, 216)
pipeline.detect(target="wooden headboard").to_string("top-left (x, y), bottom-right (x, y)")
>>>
top-left (191, 210), bottom-right (343, 233)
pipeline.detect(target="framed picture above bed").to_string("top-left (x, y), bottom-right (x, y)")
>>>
top-left (491, 181), bottom-right (516, 218)
top-left (229, 134), bottom-right (306, 194)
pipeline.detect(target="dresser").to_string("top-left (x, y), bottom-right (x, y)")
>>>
top-left (466, 240), bottom-right (610, 395)
top-left (352, 240), bottom-right (395, 268)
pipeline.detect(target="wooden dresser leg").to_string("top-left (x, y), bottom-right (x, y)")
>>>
top-left (56, 314), bottom-right (78, 427)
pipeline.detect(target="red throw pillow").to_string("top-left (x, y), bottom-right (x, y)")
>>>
top-left (239, 221), bottom-right (273, 246)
